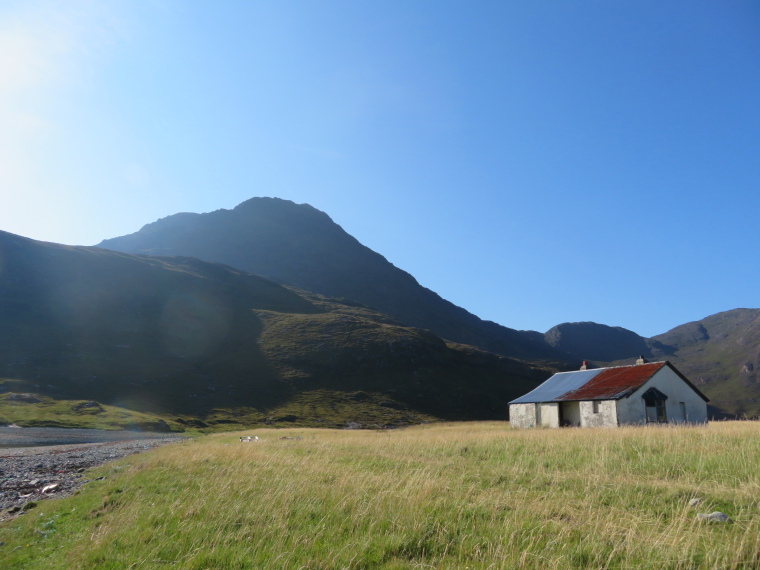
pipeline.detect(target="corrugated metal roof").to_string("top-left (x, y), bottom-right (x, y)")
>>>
top-left (509, 362), bottom-right (672, 404)
top-left (556, 362), bottom-right (666, 401)
top-left (509, 361), bottom-right (709, 405)
top-left (509, 368), bottom-right (603, 404)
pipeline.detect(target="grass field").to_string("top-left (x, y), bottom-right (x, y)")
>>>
top-left (1, 421), bottom-right (759, 569)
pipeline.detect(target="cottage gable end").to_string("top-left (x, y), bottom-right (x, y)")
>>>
top-left (617, 365), bottom-right (709, 425)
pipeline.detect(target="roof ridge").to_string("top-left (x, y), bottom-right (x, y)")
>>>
top-left (557, 361), bottom-right (667, 374)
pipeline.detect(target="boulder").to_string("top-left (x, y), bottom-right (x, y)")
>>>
top-left (6, 393), bottom-right (42, 403)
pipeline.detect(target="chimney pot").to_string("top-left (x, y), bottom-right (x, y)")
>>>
top-left (580, 360), bottom-right (588, 370)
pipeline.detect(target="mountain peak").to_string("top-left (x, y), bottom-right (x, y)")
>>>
top-left (233, 196), bottom-right (310, 211)
top-left (544, 321), bottom-right (652, 362)
top-left (98, 197), bottom-right (567, 363)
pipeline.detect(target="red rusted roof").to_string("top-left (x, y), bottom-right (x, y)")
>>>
top-left (556, 362), bottom-right (667, 401)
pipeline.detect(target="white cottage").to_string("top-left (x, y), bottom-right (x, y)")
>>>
top-left (509, 360), bottom-right (708, 428)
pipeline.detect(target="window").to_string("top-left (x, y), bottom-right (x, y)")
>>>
top-left (644, 398), bottom-right (667, 423)
top-left (592, 400), bottom-right (600, 414)
top-left (642, 387), bottom-right (668, 423)
top-left (679, 402), bottom-right (687, 422)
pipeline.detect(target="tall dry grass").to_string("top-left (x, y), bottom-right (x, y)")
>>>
top-left (2, 421), bottom-right (759, 569)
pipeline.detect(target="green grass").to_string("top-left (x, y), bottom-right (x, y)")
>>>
top-left (0, 389), bottom-right (184, 432)
top-left (0, 385), bottom-right (437, 432)
top-left (2, 422), bottom-right (759, 569)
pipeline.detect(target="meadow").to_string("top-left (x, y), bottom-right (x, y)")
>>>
top-left (1, 421), bottom-right (759, 569)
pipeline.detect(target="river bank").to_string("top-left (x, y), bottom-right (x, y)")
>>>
top-left (0, 426), bottom-right (182, 448)
top-left (0, 430), bottom-right (185, 522)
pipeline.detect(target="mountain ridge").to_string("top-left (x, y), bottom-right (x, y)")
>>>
top-left (99, 197), bottom-right (570, 365)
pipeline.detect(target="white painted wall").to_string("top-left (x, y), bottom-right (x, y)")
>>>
top-left (615, 366), bottom-right (708, 425)
top-left (579, 400), bottom-right (617, 427)
top-left (539, 403), bottom-right (560, 428)
top-left (509, 403), bottom-right (536, 428)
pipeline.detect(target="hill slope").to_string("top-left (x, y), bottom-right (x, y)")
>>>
top-left (650, 309), bottom-right (760, 418)
top-left (0, 230), bottom-right (551, 428)
top-left (98, 197), bottom-right (568, 364)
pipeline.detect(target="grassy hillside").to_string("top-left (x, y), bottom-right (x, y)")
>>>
top-left (0, 388), bottom-right (177, 431)
top-left (98, 197), bottom-right (570, 364)
top-left (650, 309), bottom-right (760, 418)
top-left (0, 230), bottom-right (550, 429)
top-left (2, 422), bottom-right (759, 568)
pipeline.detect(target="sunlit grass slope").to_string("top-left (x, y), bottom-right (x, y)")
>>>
top-left (2, 422), bottom-right (759, 569)
top-left (0, 389), bottom-right (177, 431)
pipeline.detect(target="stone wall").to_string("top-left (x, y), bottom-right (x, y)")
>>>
top-left (509, 403), bottom-right (536, 428)
top-left (579, 399), bottom-right (617, 427)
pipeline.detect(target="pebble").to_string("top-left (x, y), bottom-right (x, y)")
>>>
top-left (1, 435), bottom-right (184, 522)
top-left (696, 511), bottom-right (732, 523)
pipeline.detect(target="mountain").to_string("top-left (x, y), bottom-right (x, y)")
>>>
top-left (98, 197), bottom-right (569, 365)
top-left (90, 196), bottom-right (760, 419)
top-left (543, 312), bottom-right (760, 418)
top-left (0, 230), bottom-right (551, 429)
top-left (544, 322), bottom-right (658, 362)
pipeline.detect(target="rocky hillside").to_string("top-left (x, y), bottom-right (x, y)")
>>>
top-left (0, 230), bottom-right (552, 429)
top-left (98, 197), bottom-right (569, 365)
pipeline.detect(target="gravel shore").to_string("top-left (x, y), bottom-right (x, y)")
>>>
top-left (1, 434), bottom-right (185, 523)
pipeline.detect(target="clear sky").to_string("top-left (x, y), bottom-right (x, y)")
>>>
top-left (1, 1), bottom-right (759, 338)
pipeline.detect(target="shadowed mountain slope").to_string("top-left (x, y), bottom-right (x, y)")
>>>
top-left (0, 230), bottom-right (551, 428)
top-left (98, 197), bottom-right (568, 365)
top-left (544, 322), bottom-right (656, 362)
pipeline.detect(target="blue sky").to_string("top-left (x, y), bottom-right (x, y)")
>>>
top-left (1, 1), bottom-right (759, 338)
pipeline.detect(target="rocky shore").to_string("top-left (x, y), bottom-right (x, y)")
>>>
top-left (1, 434), bottom-right (185, 522)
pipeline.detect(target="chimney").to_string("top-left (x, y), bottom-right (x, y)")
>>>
top-left (580, 360), bottom-right (588, 370)
top-left (636, 355), bottom-right (647, 365)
